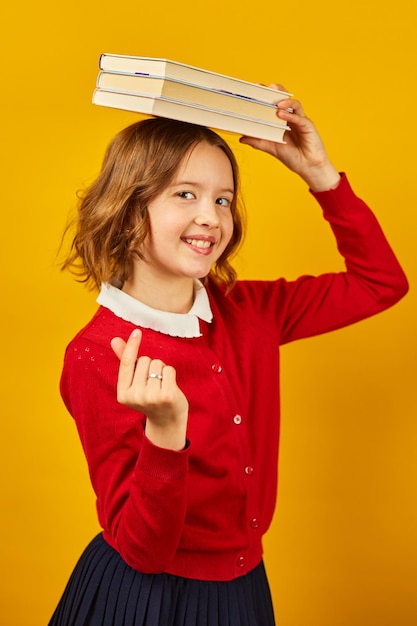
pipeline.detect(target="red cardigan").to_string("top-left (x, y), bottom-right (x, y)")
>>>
top-left (60, 175), bottom-right (408, 581)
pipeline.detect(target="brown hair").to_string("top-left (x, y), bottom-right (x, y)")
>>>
top-left (61, 117), bottom-right (245, 290)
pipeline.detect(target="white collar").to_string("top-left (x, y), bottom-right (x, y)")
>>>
top-left (96, 279), bottom-right (213, 338)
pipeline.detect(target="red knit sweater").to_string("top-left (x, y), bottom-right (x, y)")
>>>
top-left (60, 175), bottom-right (408, 581)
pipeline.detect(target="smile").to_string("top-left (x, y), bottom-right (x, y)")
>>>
top-left (182, 238), bottom-right (214, 249)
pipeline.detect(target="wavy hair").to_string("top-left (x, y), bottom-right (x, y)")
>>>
top-left (61, 117), bottom-right (245, 291)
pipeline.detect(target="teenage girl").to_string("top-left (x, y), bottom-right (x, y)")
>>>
top-left (48, 90), bottom-right (408, 625)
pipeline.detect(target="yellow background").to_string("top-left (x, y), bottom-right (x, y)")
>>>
top-left (1, 1), bottom-right (416, 624)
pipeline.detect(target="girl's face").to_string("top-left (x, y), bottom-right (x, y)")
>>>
top-left (139, 141), bottom-right (235, 285)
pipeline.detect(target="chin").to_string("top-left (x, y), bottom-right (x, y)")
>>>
top-left (182, 265), bottom-right (213, 280)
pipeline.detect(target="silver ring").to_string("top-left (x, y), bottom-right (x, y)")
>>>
top-left (148, 373), bottom-right (163, 380)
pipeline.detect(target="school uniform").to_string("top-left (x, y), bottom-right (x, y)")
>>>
top-left (49, 175), bottom-right (408, 625)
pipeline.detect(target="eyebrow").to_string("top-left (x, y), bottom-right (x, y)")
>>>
top-left (170, 180), bottom-right (234, 194)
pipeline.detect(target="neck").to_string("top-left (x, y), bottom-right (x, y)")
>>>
top-left (122, 274), bottom-right (195, 314)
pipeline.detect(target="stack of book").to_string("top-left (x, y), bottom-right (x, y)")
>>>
top-left (93, 54), bottom-right (291, 143)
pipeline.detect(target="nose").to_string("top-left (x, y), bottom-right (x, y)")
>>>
top-left (194, 199), bottom-right (220, 228)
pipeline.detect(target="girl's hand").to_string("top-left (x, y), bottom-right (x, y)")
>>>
top-left (111, 329), bottom-right (189, 451)
top-left (240, 85), bottom-right (341, 192)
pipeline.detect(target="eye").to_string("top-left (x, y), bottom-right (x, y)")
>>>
top-left (216, 197), bottom-right (232, 207)
top-left (177, 191), bottom-right (195, 200)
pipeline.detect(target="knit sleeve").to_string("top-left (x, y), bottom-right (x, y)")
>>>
top-left (227, 174), bottom-right (408, 344)
top-left (60, 335), bottom-right (190, 573)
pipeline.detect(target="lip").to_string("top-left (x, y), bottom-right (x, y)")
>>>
top-left (181, 234), bottom-right (217, 255)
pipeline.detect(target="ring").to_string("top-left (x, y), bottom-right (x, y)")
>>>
top-left (148, 373), bottom-right (163, 380)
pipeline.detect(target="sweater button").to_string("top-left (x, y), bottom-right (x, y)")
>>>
top-left (233, 414), bottom-right (242, 425)
top-left (250, 517), bottom-right (260, 529)
top-left (236, 555), bottom-right (246, 568)
top-left (211, 363), bottom-right (222, 373)
top-left (244, 466), bottom-right (254, 475)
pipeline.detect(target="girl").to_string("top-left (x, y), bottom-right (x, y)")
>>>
top-left (49, 92), bottom-right (408, 626)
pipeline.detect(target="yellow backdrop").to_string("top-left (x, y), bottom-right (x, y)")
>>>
top-left (1, 1), bottom-right (416, 625)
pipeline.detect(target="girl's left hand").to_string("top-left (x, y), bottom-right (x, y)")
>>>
top-left (240, 85), bottom-right (341, 192)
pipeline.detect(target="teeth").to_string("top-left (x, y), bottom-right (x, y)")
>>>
top-left (185, 239), bottom-right (212, 248)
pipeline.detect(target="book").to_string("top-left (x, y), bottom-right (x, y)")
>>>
top-left (92, 89), bottom-right (289, 143)
top-left (96, 71), bottom-right (286, 125)
top-left (99, 54), bottom-right (290, 106)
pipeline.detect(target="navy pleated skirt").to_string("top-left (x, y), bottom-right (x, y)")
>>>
top-left (48, 534), bottom-right (275, 626)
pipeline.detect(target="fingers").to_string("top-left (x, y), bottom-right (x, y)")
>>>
top-left (110, 336), bottom-right (127, 360)
top-left (113, 329), bottom-right (143, 400)
top-left (111, 328), bottom-right (142, 361)
top-left (277, 98), bottom-right (305, 117)
top-left (263, 82), bottom-right (302, 115)
top-left (158, 365), bottom-right (177, 387)
top-left (114, 327), bottom-right (142, 374)
top-left (142, 358), bottom-right (164, 386)
top-left (135, 361), bottom-right (178, 398)
top-left (239, 135), bottom-right (268, 151)
top-left (268, 82), bottom-right (289, 94)
top-left (113, 328), bottom-right (179, 407)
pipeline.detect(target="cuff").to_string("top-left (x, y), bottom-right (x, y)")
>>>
top-left (137, 433), bottom-right (190, 482)
top-left (309, 173), bottom-right (367, 218)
